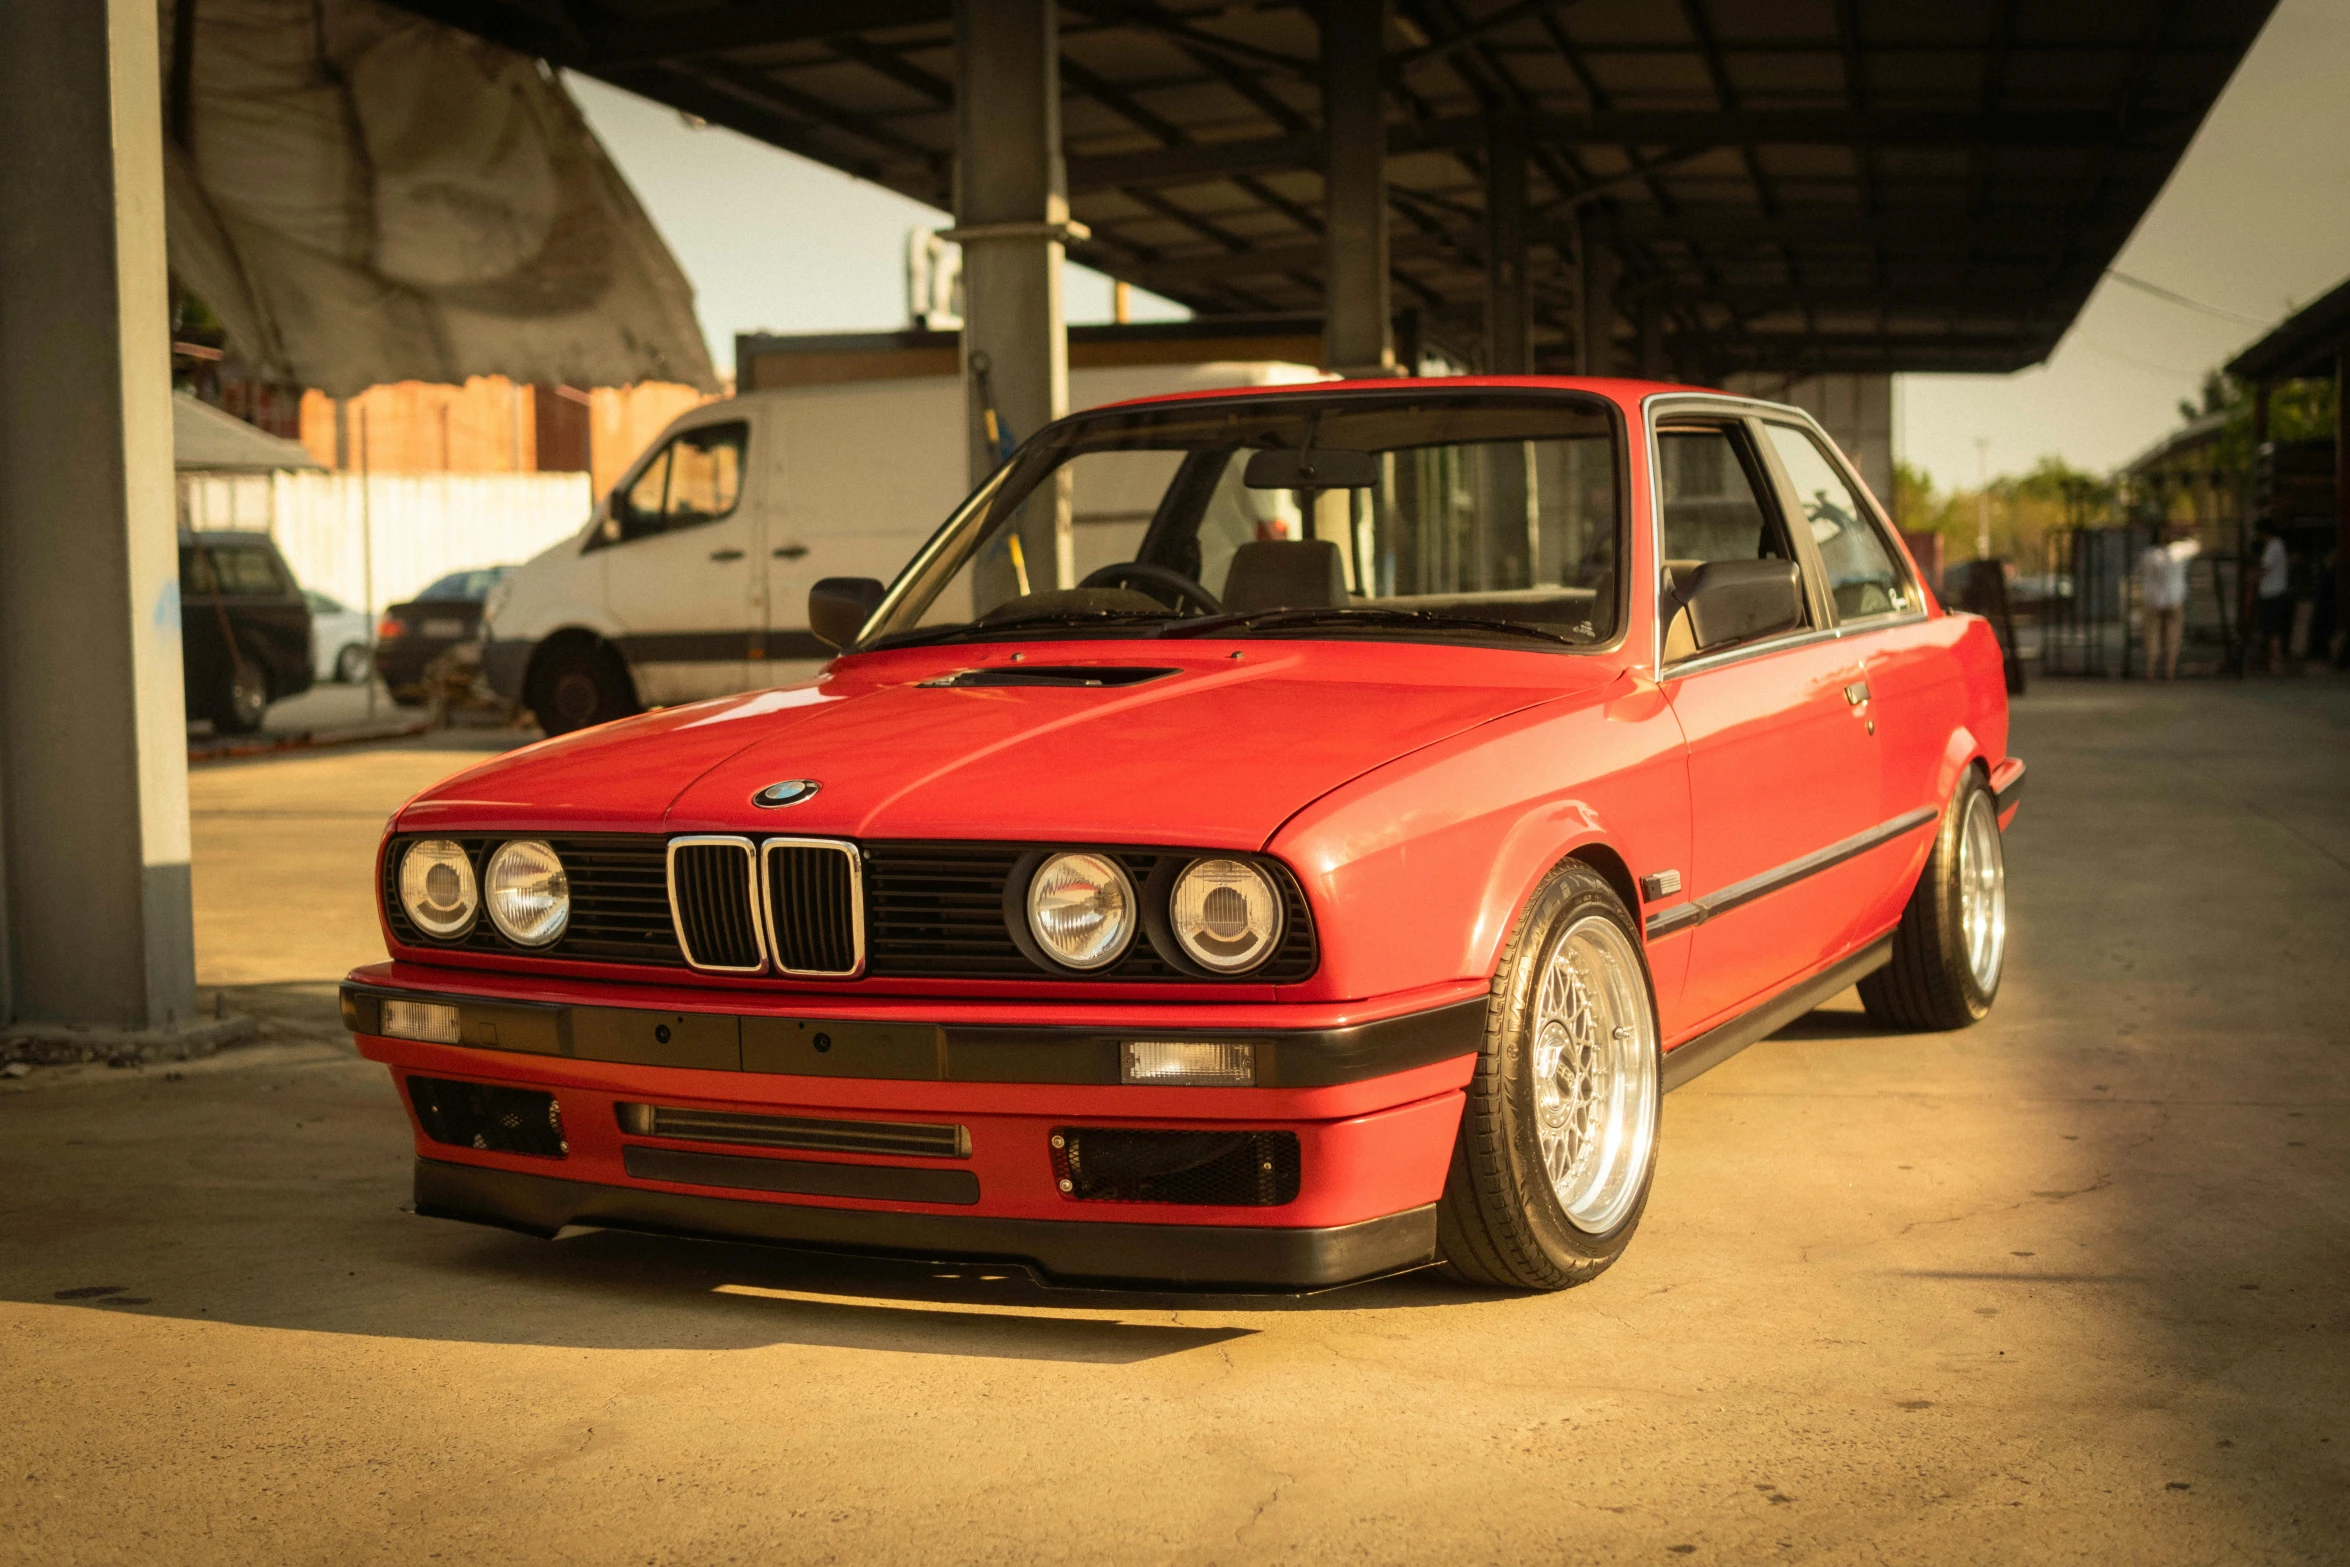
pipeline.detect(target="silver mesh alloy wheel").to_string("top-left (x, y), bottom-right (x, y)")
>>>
top-left (1530, 912), bottom-right (1658, 1234)
top-left (1958, 789), bottom-right (2008, 993)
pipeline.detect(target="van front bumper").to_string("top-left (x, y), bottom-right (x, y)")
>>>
top-left (343, 964), bottom-right (1482, 1289)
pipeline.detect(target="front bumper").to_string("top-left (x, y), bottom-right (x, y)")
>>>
top-left (344, 966), bottom-right (1481, 1289)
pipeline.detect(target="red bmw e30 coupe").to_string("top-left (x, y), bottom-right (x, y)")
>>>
top-left (343, 376), bottom-right (2021, 1293)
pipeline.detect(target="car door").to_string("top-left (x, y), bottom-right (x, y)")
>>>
top-left (1756, 419), bottom-right (1953, 936)
top-left (1652, 415), bottom-right (1881, 1034)
top-left (594, 417), bottom-right (756, 704)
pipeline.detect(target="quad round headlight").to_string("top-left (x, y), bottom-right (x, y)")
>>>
top-left (1171, 858), bottom-right (1283, 973)
top-left (1025, 852), bottom-right (1135, 970)
top-left (399, 839), bottom-right (478, 939)
top-left (485, 839), bottom-right (570, 947)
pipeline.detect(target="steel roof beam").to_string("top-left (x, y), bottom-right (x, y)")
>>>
top-left (1065, 108), bottom-right (2181, 192)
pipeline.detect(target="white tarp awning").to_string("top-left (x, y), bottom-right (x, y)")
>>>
top-left (173, 390), bottom-right (322, 471)
top-left (161, 0), bottom-right (718, 396)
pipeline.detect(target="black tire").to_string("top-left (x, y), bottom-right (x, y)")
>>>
top-left (208, 654), bottom-right (269, 735)
top-left (1859, 771), bottom-right (2006, 1031)
top-left (1436, 859), bottom-right (1663, 1291)
top-left (334, 643), bottom-right (371, 684)
top-left (530, 642), bottom-right (637, 736)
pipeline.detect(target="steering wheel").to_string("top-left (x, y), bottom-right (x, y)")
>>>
top-left (1078, 561), bottom-right (1223, 616)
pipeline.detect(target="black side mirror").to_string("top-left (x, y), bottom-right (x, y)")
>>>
top-left (809, 577), bottom-right (887, 650)
top-left (1678, 559), bottom-right (1804, 653)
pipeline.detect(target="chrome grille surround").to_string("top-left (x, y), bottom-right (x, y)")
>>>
top-left (759, 836), bottom-right (865, 978)
top-left (665, 836), bottom-right (767, 974)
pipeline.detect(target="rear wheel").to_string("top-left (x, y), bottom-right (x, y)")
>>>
top-left (530, 642), bottom-right (636, 735)
top-left (1436, 860), bottom-right (1662, 1291)
top-left (1859, 773), bottom-right (2006, 1030)
top-left (334, 643), bottom-right (371, 684)
top-left (208, 655), bottom-right (269, 735)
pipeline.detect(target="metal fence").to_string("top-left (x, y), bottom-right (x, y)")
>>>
top-left (179, 470), bottom-right (592, 617)
top-left (2025, 524), bottom-right (2242, 677)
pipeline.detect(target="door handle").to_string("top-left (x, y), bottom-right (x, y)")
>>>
top-left (1844, 680), bottom-right (1871, 706)
top-left (708, 547), bottom-right (745, 562)
top-left (772, 543), bottom-right (810, 561)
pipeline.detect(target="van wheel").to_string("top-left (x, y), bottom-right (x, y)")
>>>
top-left (531, 644), bottom-right (635, 735)
top-left (1435, 860), bottom-right (1662, 1291)
top-left (210, 656), bottom-right (269, 735)
top-left (1859, 772), bottom-right (2006, 1031)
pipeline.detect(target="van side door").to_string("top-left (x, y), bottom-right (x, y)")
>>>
top-left (760, 381), bottom-right (966, 679)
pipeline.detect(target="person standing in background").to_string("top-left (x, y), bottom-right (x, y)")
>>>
top-left (2254, 521), bottom-right (2294, 673)
top-left (2137, 522), bottom-right (2198, 680)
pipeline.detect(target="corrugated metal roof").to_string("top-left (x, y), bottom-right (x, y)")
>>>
top-left (383, 0), bottom-right (2277, 376)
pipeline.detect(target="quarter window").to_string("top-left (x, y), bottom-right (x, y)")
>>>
top-left (209, 543), bottom-right (287, 596)
top-left (602, 422), bottom-right (748, 546)
top-left (1760, 424), bottom-right (1911, 622)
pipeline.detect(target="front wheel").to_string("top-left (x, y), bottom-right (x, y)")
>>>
top-left (1436, 860), bottom-right (1662, 1291)
top-left (1859, 773), bottom-right (2006, 1030)
top-left (209, 655), bottom-right (269, 735)
top-left (334, 643), bottom-right (371, 684)
top-left (529, 642), bottom-right (637, 736)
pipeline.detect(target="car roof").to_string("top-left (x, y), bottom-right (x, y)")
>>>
top-left (1081, 372), bottom-right (1725, 417)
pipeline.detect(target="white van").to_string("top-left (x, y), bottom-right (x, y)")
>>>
top-left (483, 360), bottom-right (1322, 733)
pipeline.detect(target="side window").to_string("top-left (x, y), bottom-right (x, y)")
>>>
top-left (603, 422), bottom-right (748, 547)
top-left (1760, 424), bottom-right (1911, 622)
top-left (214, 544), bottom-right (287, 596)
top-left (1655, 424), bottom-right (1808, 661)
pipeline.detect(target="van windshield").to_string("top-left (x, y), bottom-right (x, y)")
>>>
top-left (861, 390), bottom-right (1623, 652)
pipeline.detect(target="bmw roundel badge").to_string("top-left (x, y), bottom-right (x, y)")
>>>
top-left (752, 779), bottom-right (820, 808)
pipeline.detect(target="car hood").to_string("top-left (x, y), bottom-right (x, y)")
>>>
top-left (399, 640), bottom-right (1620, 849)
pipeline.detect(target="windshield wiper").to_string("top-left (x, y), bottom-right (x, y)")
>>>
top-left (866, 608), bottom-right (1179, 650)
top-left (1164, 606), bottom-right (1588, 647)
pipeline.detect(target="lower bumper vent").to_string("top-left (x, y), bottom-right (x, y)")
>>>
top-left (408, 1076), bottom-right (567, 1159)
top-left (1051, 1127), bottom-right (1300, 1207)
top-left (616, 1102), bottom-right (969, 1160)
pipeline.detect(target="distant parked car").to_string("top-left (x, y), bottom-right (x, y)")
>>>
top-left (181, 531), bottom-right (314, 734)
top-left (306, 589), bottom-right (374, 684)
top-left (374, 567), bottom-right (512, 706)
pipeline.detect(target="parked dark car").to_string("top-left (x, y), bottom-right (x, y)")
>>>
top-left (181, 531), bottom-right (314, 735)
top-left (374, 567), bottom-right (512, 706)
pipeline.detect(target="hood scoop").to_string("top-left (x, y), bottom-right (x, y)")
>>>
top-left (916, 665), bottom-right (1179, 689)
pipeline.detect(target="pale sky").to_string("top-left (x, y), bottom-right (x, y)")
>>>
top-left (570, 0), bottom-right (2349, 491)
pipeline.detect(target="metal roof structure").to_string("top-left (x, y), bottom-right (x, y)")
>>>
top-left (2225, 274), bottom-right (2350, 384)
top-left (388, 0), bottom-right (2276, 378)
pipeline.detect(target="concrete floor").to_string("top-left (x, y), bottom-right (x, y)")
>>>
top-left (4, 680), bottom-right (2344, 1565)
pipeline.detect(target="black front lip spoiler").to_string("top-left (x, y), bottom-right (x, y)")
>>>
top-left (415, 1157), bottom-right (1438, 1291)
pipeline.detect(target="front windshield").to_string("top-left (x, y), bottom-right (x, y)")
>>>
top-left (864, 390), bottom-right (1622, 651)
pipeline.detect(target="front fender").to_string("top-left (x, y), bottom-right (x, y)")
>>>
top-left (1270, 675), bottom-right (1691, 1011)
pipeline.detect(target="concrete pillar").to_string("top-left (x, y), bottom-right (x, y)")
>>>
top-left (948, 0), bottom-right (1079, 599)
top-left (0, 0), bottom-right (198, 1031)
top-left (1320, 0), bottom-right (1392, 376)
top-left (1483, 117), bottom-right (1530, 376)
top-left (1576, 212), bottom-right (1621, 377)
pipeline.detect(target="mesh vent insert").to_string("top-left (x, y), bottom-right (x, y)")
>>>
top-left (408, 1076), bottom-right (567, 1159)
top-left (1051, 1127), bottom-right (1301, 1206)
